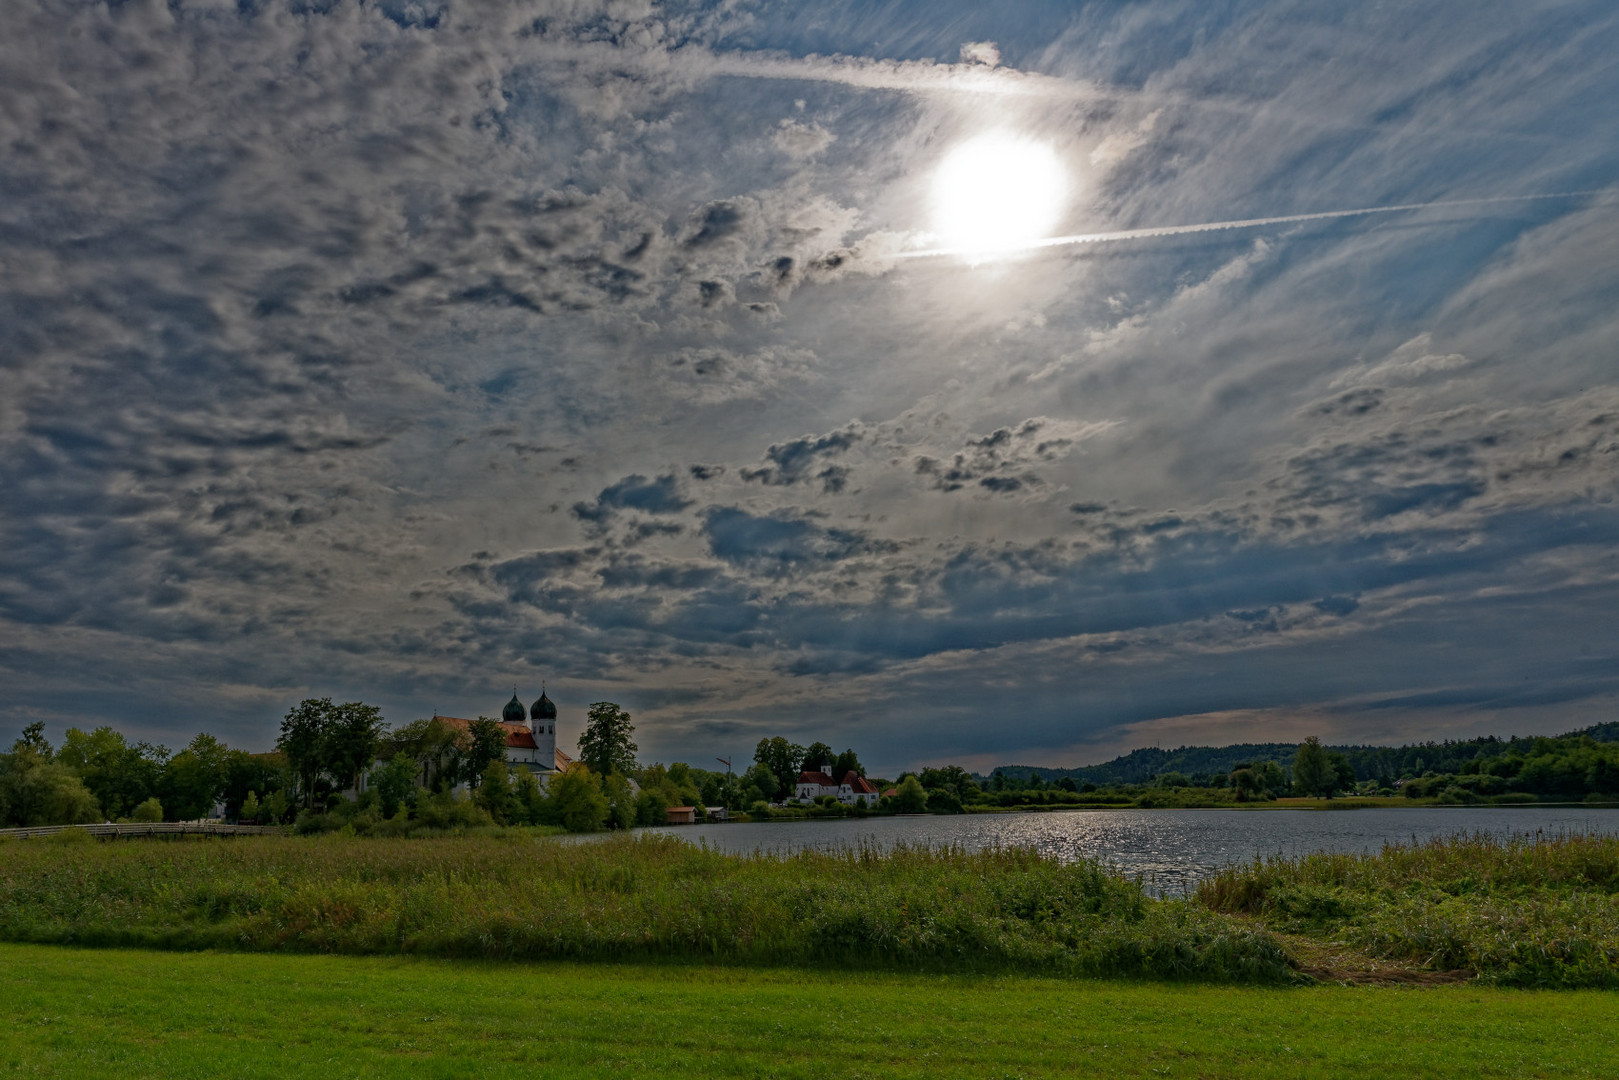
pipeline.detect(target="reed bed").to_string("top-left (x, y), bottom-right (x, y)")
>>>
top-left (0, 831), bottom-right (1287, 982)
top-left (1196, 832), bottom-right (1619, 987)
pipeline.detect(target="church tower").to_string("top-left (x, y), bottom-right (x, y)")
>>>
top-left (530, 686), bottom-right (558, 771)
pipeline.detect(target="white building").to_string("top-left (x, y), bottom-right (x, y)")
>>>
top-left (795, 768), bottom-right (881, 806)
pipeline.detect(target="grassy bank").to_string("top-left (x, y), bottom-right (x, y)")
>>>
top-left (5, 943), bottom-right (1617, 1079)
top-left (4, 830), bottom-right (1617, 986)
top-left (0, 830), bottom-right (1285, 981)
top-left (1199, 833), bottom-right (1619, 987)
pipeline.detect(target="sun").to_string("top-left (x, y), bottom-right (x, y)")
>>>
top-left (930, 133), bottom-right (1069, 259)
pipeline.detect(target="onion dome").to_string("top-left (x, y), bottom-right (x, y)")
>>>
top-left (531, 688), bottom-right (557, 721)
top-left (502, 689), bottom-right (526, 724)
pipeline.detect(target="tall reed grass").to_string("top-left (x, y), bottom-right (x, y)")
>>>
top-left (1196, 832), bottom-right (1619, 987)
top-left (0, 831), bottom-right (1288, 981)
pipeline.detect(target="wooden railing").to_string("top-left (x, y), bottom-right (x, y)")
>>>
top-left (0, 822), bottom-right (286, 840)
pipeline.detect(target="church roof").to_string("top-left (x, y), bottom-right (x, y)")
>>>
top-left (433, 714), bottom-right (537, 751)
top-left (531, 689), bottom-right (557, 720)
top-left (797, 770), bottom-right (839, 787)
top-left (502, 692), bottom-right (526, 724)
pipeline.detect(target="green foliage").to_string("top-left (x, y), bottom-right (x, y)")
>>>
top-left (56, 726), bottom-right (166, 820)
top-left (370, 753), bottom-right (420, 819)
top-left (800, 741), bottom-right (834, 773)
top-left (1197, 833), bottom-right (1619, 987)
top-left (601, 772), bottom-right (636, 830)
top-left (751, 737), bottom-right (803, 801)
top-left (834, 748), bottom-right (864, 779)
top-left (1292, 737), bottom-right (1333, 798)
top-left (238, 790), bottom-right (260, 822)
top-left (892, 775), bottom-right (927, 813)
top-left (475, 759), bottom-right (513, 823)
top-left (577, 703), bottom-right (638, 778)
top-left (462, 718), bottom-right (508, 789)
top-left (159, 733), bottom-right (232, 820)
top-left (549, 764), bottom-right (610, 832)
top-left (325, 702), bottom-right (388, 793)
top-left (128, 797), bottom-right (164, 823)
top-left (277, 698), bottom-right (389, 806)
top-left (1, 726), bottom-right (103, 826)
top-left (0, 833), bottom-right (1288, 982)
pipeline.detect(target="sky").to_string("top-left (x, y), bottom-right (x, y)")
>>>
top-left (2, 0), bottom-right (1617, 774)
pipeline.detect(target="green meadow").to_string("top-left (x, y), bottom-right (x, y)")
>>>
top-left (4, 943), bottom-right (1617, 1079)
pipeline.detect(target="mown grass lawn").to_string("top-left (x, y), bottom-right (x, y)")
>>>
top-left (2, 943), bottom-right (1615, 1079)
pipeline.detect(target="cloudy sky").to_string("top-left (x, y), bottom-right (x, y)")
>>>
top-left (3, 0), bottom-right (1617, 772)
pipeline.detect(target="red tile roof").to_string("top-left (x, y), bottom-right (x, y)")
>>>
top-left (847, 775), bottom-right (879, 795)
top-left (797, 770), bottom-right (838, 786)
top-left (433, 715), bottom-right (537, 751)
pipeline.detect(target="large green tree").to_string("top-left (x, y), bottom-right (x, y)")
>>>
top-left (1293, 737), bottom-right (1334, 798)
top-left (159, 733), bottom-right (234, 821)
top-left (57, 726), bottom-right (166, 819)
top-left (278, 698), bottom-right (334, 807)
top-left (578, 702), bottom-right (638, 778)
top-left (325, 702), bottom-right (387, 794)
top-left (0, 724), bottom-right (101, 826)
top-left (463, 717), bottom-right (510, 788)
top-left (801, 742), bottom-right (835, 774)
top-left (752, 736), bottom-right (805, 800)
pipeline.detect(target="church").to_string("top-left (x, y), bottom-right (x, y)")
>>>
top-left (432, 687), bottom-right (573, 780)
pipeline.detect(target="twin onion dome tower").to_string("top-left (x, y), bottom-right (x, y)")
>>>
top-left (504, 687), bottom-right (557, 728)
top-left (494, 686), bottom-right (561, 773)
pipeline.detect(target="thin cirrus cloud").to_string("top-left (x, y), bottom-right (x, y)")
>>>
top-left (0, 0), bottom-right (1616, 774)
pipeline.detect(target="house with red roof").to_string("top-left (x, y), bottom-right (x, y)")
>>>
top-left (795, 768), bottom-right (882, 807)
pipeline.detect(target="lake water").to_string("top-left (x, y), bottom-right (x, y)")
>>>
top-left (642, 806), bottom-right (1619, 893)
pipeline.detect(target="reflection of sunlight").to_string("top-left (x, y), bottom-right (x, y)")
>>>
top-left (930, 132), bottom-right (1068, 261)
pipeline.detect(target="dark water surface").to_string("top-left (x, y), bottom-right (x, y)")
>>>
top-left (643, 807), bottom-right (1619, 893)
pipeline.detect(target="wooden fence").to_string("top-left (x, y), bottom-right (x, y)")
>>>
top-left (0, 822), bottom-right (286, 840)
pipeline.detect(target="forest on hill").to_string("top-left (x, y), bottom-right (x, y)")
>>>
top-left (988, 721), bottom-right (1619, 790)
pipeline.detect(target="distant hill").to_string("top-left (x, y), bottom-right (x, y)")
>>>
top-left (983, 720), bottom-right (1619, 786)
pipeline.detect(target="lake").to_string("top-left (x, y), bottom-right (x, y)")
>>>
top-left (643, 806), bottom-right (1619, 893)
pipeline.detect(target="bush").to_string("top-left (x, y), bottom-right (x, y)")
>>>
top-left (129, 797), bottom-right (164, 824)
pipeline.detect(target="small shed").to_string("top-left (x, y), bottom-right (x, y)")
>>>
top-left (704, 806), bottom-right (729, 822)
top-left (665, 806), bottom-right (696, 825)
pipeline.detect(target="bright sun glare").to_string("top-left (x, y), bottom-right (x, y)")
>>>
top-left (930, 133), bottom-right (1068, 259)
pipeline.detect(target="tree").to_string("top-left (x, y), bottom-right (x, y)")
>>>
top-left (279, 699), bottom-right (335, 807)
top-left (371, 753), bottom-right (420, 818)
top-left (58, 726), bottom-right (166, 820)
top-left (160, 733), bottom-right (233, 820)
top-left (324, 702), bottom-right (387, 793)
top-left (388, 717), bottom-right (461, 791)
top-left (238, 790), bottom-right (261, 823)
top-left (740, 762), bottom-right (778, 806)
top-left (1330, 752), bottom-right (1357, 795)
top-left (578, 702), bottom-right (638, 778)
top-left (801, 741), bottom-right (835, 774)
top-left (833, 748), bottom-right (864, 779)
top-left (548, 764), bottom-right (609, 832)
top-left (752, 736), bottom-right (804, 800)
top-left (129, 797), bottom-right (164, 823)
top-left (476, 759), bottom-right (514, 823)
top-left (463, 718), bottom-right (509, 788)
top-left (511, 768), bottom-right (544, 825)
top-left (1293, 737), bottom-right (1333, 798)
top-left (892, 775), bottom-right (928, 813)
top-left (1, 723), bottom-right (101, 825)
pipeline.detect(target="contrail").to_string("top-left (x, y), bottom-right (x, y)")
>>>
top-left (898, 190), bottom-right (1612, 260)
